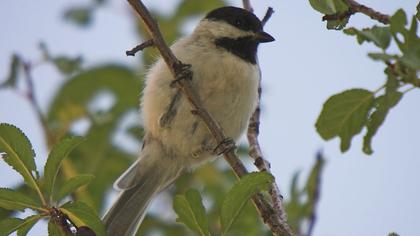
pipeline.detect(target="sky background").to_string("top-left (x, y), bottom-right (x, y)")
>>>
top-left (1, 0), bottom-right (419, 235)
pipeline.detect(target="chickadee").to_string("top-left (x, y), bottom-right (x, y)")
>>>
top-left (103, 6), bottom-right (274, 236)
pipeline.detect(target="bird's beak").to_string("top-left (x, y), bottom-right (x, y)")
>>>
top-left (255, 30), bottom-right (275, 43)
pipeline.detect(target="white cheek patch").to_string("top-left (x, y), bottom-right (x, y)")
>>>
top-left (196, 20), bottom-right (255, 39)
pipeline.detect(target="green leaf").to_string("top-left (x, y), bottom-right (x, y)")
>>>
top-left (309, 0), bottom-right (348, 14)
top-left (173, 189), bottom-right (210, 236)
top-left (0, 124), bottom-right (39, 190)
top-left (55, 174), bottom-right (95, 202)
top-left (363, 92), bottom-right (402, 154)
top-left (176, 0), bottom-right (225, 19)
top-left (1, 54), bottom-right (21, 89)
top-left (344, 26), bottom-right (391, 49)
top-left (326, 17), bottom-right (349, 30)
top-left (389, 233), bottom-right (399, 236)
top-left (316, 89), bottom-right (374, 152)
top-left (47, 65), bottom-right (140, 132)
top-left (303, 153), bottom-right (325, 216)
top-left (221, 172), bottom-right (274, 235)
top-left (367, 53), bottom-right (397, 62)
top-left (44, 136), bottom-right (84, 202)
top-left (0, 218), bottom-right (23, 236)
top-left (16, 215), bottom-right (44, 236)
top-left (416, 2), bottom-right (420, 21)
top-left (63, 6), bottom-right (93, 27)
top-left (390, 9), bottom-right (407, 34)
top-left (52, 56), bottom-right (83, 75)
top-left (400, 17), bottom-right (420, 70)
top-left (0, 188), bottom-right (42, 211)
top-left (60, 201), bottom-right (106, 236)
top-left (48, 220), bottom-right (64, 236)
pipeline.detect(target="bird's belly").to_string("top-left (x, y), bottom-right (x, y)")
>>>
top-left (142, 50), bottom-right (259, 165)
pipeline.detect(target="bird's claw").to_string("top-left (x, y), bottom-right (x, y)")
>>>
top-left (213, 138), bottom-right (236, 155)
top-left (170, 63), bottom-right (193, 87)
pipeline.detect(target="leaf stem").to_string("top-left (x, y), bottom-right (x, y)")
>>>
top-left (402, 86), bottom-right (416, 94)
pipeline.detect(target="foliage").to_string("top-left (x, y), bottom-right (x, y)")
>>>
top-left (310, 1), bottom-right (420, 154)
top-left (4, 0), bottom-right (401, 235)
top-left (0, 124), bottom-right (104, 235)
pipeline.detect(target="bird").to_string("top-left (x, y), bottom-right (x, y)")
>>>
top-left (103, 6), bottom-right (274, 236)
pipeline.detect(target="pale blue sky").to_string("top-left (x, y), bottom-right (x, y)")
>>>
top-left (1, 0), bottom-right (419, 235)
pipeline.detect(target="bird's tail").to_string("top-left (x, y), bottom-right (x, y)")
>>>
top-left (103, 138), bottom-right (183, 236)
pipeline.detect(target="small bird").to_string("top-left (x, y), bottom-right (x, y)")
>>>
top-left (103, 6), bottom-right (274, 236)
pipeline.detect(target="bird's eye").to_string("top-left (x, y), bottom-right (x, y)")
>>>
top-left (235, 19), bottom-right (243, 27)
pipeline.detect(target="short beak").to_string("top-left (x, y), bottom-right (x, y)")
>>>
top-left (255, 30), bottom-right (275, 43)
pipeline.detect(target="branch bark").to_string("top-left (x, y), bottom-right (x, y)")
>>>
top-left (245, 4), bottom-right (288, 226)
top-left (126, 0), bottom-right (293, 235)
top-left (323, 0), bottom-right (390, 24)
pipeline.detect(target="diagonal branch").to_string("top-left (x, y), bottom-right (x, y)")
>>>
top-left (126, 0), bottom-right (293, 235)
top-left (323, 0), bottom-right (390, 24)
top-left (245, 5), bottom-right (288, 225)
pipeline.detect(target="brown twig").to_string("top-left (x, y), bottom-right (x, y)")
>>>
top-left (126, 0), bottom-right (292, 235)
top-left (323, 0), bottom-right (390, 24)
top-left (126, 39), bottom-right (154, 56)
top-left (246, 4), bottom-right (289, 227)
top-left (242, 0), bottom-right (253, 12)
top-left (261, 7), bottom-right (275, 26)
top-left (21, 60), bottom-right (55, 147)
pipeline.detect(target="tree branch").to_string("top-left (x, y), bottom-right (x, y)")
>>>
top-left (126, 0), bottom-right (292, 235)
top-left (242, 0), bottom-right (253, 12)
top-left (323, 0), bottom-right (390, 24)
top-left (245, 4), bottom-right (289, 226)
top-left (126, 39), bottom-right (155, 56)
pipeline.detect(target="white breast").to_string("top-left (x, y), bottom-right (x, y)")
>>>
top-left (141, 35), bottom-right (259, 165)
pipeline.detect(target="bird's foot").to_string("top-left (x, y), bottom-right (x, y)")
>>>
top-left (213, 138), bottom-right (236, 155)
top-left (170, 63), bottom-right (193, 87)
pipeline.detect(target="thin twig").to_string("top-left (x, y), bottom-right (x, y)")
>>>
top-left (126, 39), bottom-right (154, 56)
top-left (126, 0), bottom-right (292, 235)
top-left (261, 7), bottom-right (275, 26)
top-left (246, 3), bottom-right (289, 225)
top-left (242, 0), bottom-right (253, 12)
top-left (323, 0), bottom-right (390, 24)
top-left (22, 61), bottom-right (54, 147)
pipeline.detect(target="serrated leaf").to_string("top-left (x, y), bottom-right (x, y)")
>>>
top-left (47, 65), bottom-right (140, 131)
top-left (16, 215), bottom-right (43, 236)
top-left (316, 89), bottom-right (374, 152)
top-left (367, 53), bottom-right (397, 62)
top-left (417, 2), bottom-right (420, 21)
top-left (400, 17), bottom-right (420, 70)
top-left (309, 0), bottom-right (348, 14)
top-left (363, 90), bottom-right (403, 154)
top-left (390, 9), bottom-right (407, 34)
top-left (60, 201), bottom-right (106, 236)
top-left (173, 189), bottom-right (210, 236)
top-left (0, 124), bottom-right (39, 191)
top-left (0, 218), bottom-right (23, 236)
top-left (0, 188), bottom-right (42, 211)
top-left (48, 220), bottom-right (64, 236)
top-left (55, 174), bottom-right (94, 202)
top-left (303, 153), bottom-right (325, 216)
top-left (221, 172), bottom-right (274, 235)
top-left (326, 16), bottom-right (349, 30)
top-left (345, 26), bottom-right (392, 49)
top-left (44, 136), bottom-right (84, 202)
top-left (63, 7), bottom-right (93, 27)
top-left (52, 56), bottom-right (83, 75)
top-left (1, 54), bottom-right (21, 89)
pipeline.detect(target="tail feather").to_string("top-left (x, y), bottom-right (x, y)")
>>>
top-left (103, 138), bottom-right (183, 236)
